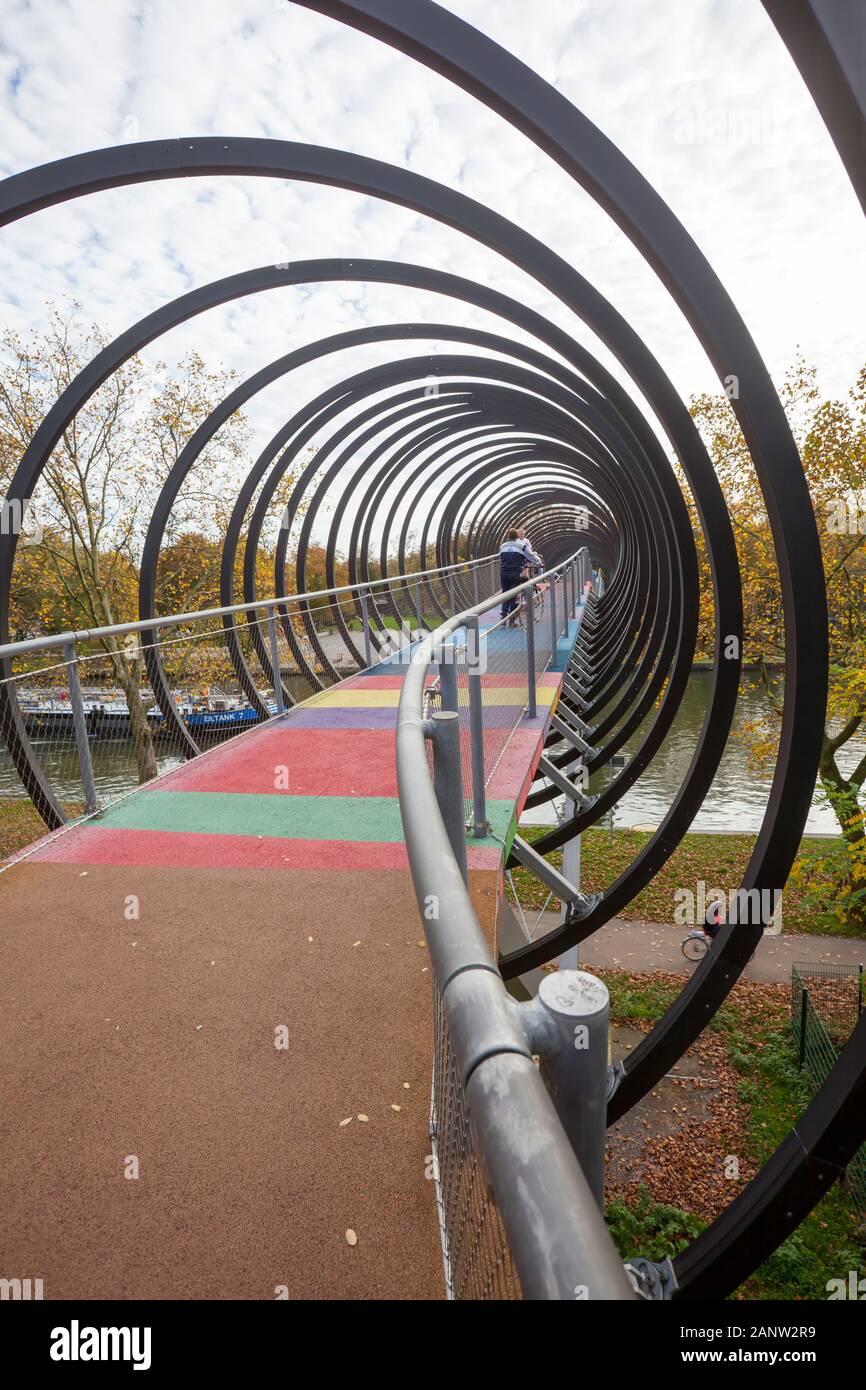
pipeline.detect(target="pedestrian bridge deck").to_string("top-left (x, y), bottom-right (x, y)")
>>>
top-left (0, 608), bottom-right (572, 1299)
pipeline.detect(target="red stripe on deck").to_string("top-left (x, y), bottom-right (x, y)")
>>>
top-left (487, 727), bottom-right (547, 809)
top-left (27, 826), bottom-right (411, 870)
top-left (158, 727), bottom-right (400, 796)
top-left (466, 845), bottom-right (504, 871)
top-left (337, 674), bottom-right (416, 689)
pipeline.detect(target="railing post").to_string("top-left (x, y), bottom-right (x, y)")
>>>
top-left (466, 614), bottom-right (489, 838)
top-left (63, 639), bottom-right (98, 814)
top-left (414, 577), bottom-right (423, 631)
top-left (438, 639), bottom-right (458, 713)
top-left (523, 971), bottom-right (610, 1209)
top-left (472, 564), bottom-right (479, 607)
top-left (267, 606), bottom-right (286, 714)
top-left (525, 582), bottom-right (537, 718)
top-left (427, 709), bottom-right (468, 883)
top-left (549, 569), bottom-right (558, 655)
top-left (798, 984), bottom-right (809, 1068)
top-left (448, 572), bottom-right (456, 613)
top-left (559, 805), bottom-right (581, 970)
top-left (358, 588), bottom-right (373, 668)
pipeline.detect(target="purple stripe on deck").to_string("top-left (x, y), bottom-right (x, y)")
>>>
top-left (288, 707), bottom-right (399, 729)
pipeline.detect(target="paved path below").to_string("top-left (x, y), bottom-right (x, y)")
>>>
top-left (529, 913), bottom-right (866, 983)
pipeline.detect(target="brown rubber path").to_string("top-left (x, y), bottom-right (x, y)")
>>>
top-left (0, 665), bottom-right (556, 1299)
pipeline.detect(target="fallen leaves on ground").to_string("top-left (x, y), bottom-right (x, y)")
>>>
top-left (602, 969), bottom-right (789, 1223)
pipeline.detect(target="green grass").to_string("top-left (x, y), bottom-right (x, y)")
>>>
top-left (0, 796), bottom-right (82, 860)
top-left (601, 971), bottom-right (866, 1299)
top-left (513, 825), bottom-right (863, 937)
top-left (724, 1014), bottom-right (865, 1299)
top-left (595, 967), bottom-right (680, 1022)
top-left (606, 1188), bottom-right (705, 1264)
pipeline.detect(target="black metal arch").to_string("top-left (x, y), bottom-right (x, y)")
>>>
top-left (1, 0), bottom-right (858, 1303)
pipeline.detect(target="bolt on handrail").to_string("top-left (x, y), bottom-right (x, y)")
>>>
top-left (395, 548), bottom-right (635, 1299)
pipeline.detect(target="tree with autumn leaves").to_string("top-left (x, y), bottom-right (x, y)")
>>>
top-left (690, 358), bottom-right (866, 928)
top-left (0, 304), bottom-right (253, 781)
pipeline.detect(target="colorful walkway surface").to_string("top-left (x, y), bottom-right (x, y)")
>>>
top-left (0, 610), bottom-right (573, 1300)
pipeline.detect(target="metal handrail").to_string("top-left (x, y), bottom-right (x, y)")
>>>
top-left (0, 551), bottom-right (496, 662)
top-left (395, 548), bottom-right (634, 1299)
top-left (0, 551), bottom-right (499, 826)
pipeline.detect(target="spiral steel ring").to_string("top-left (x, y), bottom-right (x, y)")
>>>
top-left (1, 0), bottom-right (863, 1299)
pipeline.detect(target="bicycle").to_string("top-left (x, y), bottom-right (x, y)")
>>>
top-left (681, 923), bottom-right (760, 964)
top-left (514, 572), bottom-right (547, 628)
top-left (681, 928), bottom-right (711, 961)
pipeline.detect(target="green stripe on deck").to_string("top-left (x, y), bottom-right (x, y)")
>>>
top-left (87, 789), bottom-right (516, 846)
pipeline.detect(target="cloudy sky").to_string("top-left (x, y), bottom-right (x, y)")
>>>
top-left (1, 0), bottom-right (864, 538)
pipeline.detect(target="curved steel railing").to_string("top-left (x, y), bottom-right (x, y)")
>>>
top-left (395, 550), bottom-right (635, 1300)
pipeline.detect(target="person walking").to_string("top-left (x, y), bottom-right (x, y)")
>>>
top-left (499, 528), bottom-right (542, 624)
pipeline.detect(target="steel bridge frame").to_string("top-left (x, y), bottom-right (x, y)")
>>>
top-left (1, 0), bottom-right (863, 1301)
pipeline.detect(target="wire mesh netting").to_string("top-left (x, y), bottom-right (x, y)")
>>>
top-left (791, 961), bottom-right (864, 1049)
top-left (0, 655), bottom-right (91, 820)
top-left (422, 568), bottom-right (579, 1297)
top-left (1, 616), bottom-right (282, 814)
top-left (431, 984), bottom-right (521, 1299)
top-left (791, 963), bottom-right (866, 1215)
top-left (0, 560), bottom-right (490, 831)
top-left (477, 613), bottom-right (532, 792)
top-left (433, 576), bottom-right (573, 833)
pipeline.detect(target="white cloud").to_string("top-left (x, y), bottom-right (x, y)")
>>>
top-left (0, 0), bottom-right (863, 547)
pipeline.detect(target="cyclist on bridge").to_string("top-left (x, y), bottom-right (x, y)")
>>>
top-left (499, 527), bottom-right (543, 625)
top-left (518, 527), bottom-right (545, 580)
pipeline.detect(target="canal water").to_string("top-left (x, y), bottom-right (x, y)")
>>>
top-left (1, 673), bottom-right (862, 835)
top-left (528, 670), bottom-right (864, 836)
